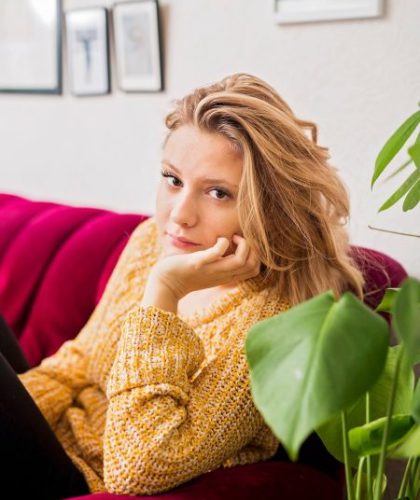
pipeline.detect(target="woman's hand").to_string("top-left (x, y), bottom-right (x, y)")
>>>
top-left (149, 234), bottom-right (261, 301)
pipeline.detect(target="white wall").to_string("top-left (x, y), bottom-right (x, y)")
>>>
top-left (1, 0), bottom-right (419, 277)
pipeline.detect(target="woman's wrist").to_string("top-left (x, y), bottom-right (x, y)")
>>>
top-left (141, 273), bottom-right (180, 314)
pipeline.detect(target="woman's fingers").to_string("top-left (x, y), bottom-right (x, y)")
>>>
top-left (215, 236), bottom-right (258, 277)
top-left (232, 235), bottom-right (250, 267)
top-left (208, 235), bottom-right (248, 273)
top-left (193, 234), bottom-right (260, 282)
top-left (235, 245), bottom-right (261, 280)
top-left (193, 237), bottom-right (230, 268)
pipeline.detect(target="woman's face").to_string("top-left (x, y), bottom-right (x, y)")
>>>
top-left (156, 124), bottom-right (243, 258)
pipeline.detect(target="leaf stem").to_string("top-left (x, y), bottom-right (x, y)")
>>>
top-left (342, 410), bottom-right (356, 500)
top-left (408, 457), bottom-right (419, 498)
top-left (365, 392), bottom-right (373, 500)
top-left (373, 347), bottom-right (404, 500)
top-left (397, 457), bottom-right (412, 498)
top-left (356, 456), bottom-right (366, 499)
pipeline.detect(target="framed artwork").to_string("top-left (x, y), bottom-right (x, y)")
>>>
top-left (65, 8), bottom-right (111, 96)
top-left (112, 0), bottom-right (164, 92)
top-left (0, 0), bottom-right (62, 94)
top-left (275, 0), bottom-right (384, 24)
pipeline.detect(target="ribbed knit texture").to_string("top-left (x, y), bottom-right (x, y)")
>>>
top-left (17, 217), bottom-right (289, 496)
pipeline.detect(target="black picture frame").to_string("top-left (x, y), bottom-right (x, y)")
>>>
top-left (65, 7), bottom-right (111, 97)
top-left (112, 0), bottom-right (164, 93)
top-left (0, 0), bottom-right (62, 94)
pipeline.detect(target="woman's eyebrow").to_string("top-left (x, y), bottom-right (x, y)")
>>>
top-left (161, 160), bottom-right (238, 189)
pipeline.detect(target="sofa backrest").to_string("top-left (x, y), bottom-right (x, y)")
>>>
top-left (0, 193), bottom-right (147, 366)
top-left (0, 193), bottom-right (408, 367)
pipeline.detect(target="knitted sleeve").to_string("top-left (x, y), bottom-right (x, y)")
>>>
top-left (103, 303), bottom-right (276, 496)
top-left (17, 218), bottom-right (153, 430)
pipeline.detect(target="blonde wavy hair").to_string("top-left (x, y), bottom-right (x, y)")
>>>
top-left (162, 73), bottom-right (365, 307)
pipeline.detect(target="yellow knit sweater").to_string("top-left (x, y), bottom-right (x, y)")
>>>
top-left (18, 217), bottom-right (289, 496)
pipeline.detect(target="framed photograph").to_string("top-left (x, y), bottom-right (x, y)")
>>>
top-left (113, 0), bottom-right (164, 92)
top-left (275, 0), bottom-right (384, 25)
top-left (0, 0), bottom-right (62, 94)
top-left (65, 8), bottom-right (111, 96)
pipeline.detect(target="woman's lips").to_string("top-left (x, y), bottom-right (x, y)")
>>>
top-left (167, 233), bottom-right (199, 248)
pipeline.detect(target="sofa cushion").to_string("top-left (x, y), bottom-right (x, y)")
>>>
top-left (0, 193), bottom-right (146, 366)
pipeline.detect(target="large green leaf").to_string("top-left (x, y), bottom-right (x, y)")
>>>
top-left (392, 277), bottom-right (420, 364)
top-left (378, 169), bottom-right (420, 212)
top-left (388, 424), bottom-right (420, 458)
top-left (246, 291), bottom-right (389, 461)
top-left (402, 178), bottom-right (420, 211)
top-left (316, 345), bottom-right (414, 467)
top-left (372, 110), bottom-right (420, 188)
top-left (349, 414), bottom-right (415, 457)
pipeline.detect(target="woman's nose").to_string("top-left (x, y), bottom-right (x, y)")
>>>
top-left (170, 191), bottom-right (198, 227)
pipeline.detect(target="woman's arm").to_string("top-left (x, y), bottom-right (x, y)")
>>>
top-left (102, 299), bottom-right (287, 496)
top-left (17, 217), bottom-right (154, 430)
top-left (17, 340), bottom-right (89, 430)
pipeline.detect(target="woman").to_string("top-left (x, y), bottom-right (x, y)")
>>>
top-left (0, 73), bottom-right (364, 498)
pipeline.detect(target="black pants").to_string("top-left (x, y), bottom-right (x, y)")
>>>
top-left (0, 313), bottom-right (91, 499)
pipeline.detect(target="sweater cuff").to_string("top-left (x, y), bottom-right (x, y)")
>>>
top-left (106, 305), bottom-right (205, 399)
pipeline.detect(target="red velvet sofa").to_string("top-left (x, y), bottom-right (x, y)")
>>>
top-left (0, 192), bottom-right (408, 500)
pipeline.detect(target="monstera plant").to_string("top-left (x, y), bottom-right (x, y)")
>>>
top-left (245, 278), bottom-right (420, 499)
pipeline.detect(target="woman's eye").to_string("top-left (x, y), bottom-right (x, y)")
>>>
top-left (161, 170), bottom-right (182, 187)
top-left (209, 189), bottom-right (230, 200)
